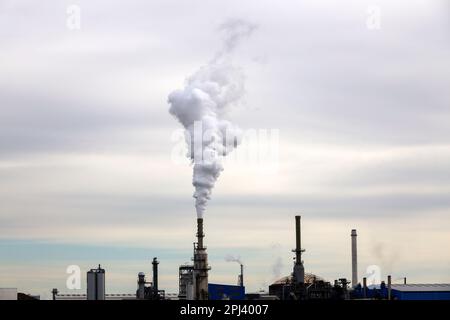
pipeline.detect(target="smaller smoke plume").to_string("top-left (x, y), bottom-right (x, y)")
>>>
top-left (225, 254), bottom-right (242, 265)
top-left (215, 19), bottom-right (257, 60)
top-left (372, 241), bottom-right (400, 275)
top-left (269, 243), bottom-right (284, 281)
top-left (271, 256), bottom-right (284, 281)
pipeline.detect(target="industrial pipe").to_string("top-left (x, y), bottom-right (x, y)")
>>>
top-left (351, 229), bottom-right (358, 287)
top-left (152, 257), bottom-right (159, 298)
top-left (240, 264), bottom-right (244, 287)
top-left (197, 218), bottom-right (204, 249)
top-left (295, 216), bottom-right (302, 264)
top-left (292, 215), bottom-right (305, 284)
top-left (363, 277), bottom-right (367, 299)
top-left (387, 275), bottom-right (392, 300)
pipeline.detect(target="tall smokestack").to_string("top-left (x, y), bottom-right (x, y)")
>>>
top-left (152, 257), bottom-right (159, 299)
top-left (351, 229), bottom-right (358, 287)
top-left (240, 264), bottom-right (244, 287)
top-left (197, 218), bottom-right (204, 248)
top-left (193, 218), bottom-right (209, 300)
top-left (292, 215), bottom-right (305, 284)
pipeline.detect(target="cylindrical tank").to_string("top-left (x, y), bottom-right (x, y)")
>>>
top-left (137, 272), bottom-right (146, 299)
top-left (87, 265), bottom-right (105, 300)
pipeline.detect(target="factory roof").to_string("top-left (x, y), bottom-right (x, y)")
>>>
top-left (391, 284), bottom-right (450, 292)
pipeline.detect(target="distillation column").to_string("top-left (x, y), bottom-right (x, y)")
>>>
top-left (292, 215), bottom-right (305, 284)
top-left (193, 218), bottom-right (209, 300)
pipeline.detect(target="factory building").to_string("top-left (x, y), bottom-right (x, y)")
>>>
top-left (136, 257), bottom-right (164, 300)
top-left (177, 217), bottom-right (248, 300)
top-left (268, 215), bottom-right (350, 300)
top-left (54, 293), bottom-right (136, 300)
top-left (178, 264), bottom-right (194, 300)
top-left (178, 218), bottom-right (211, 300)
top-left (208, 284), bottom-right (245, 300)
top-left (352, 282), bottom-right (450, 300)
top-left (388, 284), bottom-right (450, 300)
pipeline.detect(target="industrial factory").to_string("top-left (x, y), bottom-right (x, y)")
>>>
top-left (44, 215), bottom-right (450, 301)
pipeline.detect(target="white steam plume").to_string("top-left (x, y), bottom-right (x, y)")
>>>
top-left (168, 19), bottom-right (256, 218)
top-left (225, 254), bottom-right (243, 265)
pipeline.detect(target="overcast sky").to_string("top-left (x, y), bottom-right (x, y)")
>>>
top-left (0, 0), bottom-right (449, 299)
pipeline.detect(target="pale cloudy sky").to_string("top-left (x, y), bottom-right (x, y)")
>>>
top-left (0, 0), bottom-right (449, 299)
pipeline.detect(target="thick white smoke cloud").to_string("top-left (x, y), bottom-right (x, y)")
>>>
top-left (168, 19), bottom-right (256, 218)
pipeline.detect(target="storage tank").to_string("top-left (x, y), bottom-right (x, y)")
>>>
top-left (137, 272), bottom-right (146, 299)
top-left (87, 265), bottom-right (105, 300)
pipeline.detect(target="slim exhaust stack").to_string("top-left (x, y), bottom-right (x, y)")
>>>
top-left (351, 229), bottom-right (358, 287)
top-left (193, 218), bottom-right (209, 300)
top-left (152, 257), bottom-right (159, 299)
top-left (292, 215), bottom-right (305, 284)
top-left (363, 277), bottom-right (367, 298)
top-left (197, 218), bottom-right (204, 248)
top-left (387, 275), bottom-right (392, 300)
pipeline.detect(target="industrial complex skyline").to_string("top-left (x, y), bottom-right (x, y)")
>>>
top-left (1, 0), bottom-right (449, 299)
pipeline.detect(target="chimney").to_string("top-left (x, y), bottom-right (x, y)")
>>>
top-left (387, 275), bottom-right (392, 300)
top-left (351, 229), bottom-right (358, 287)
top-left (363, 277), bottom-right (367, 299)
top-left (197, 218), bottom-right (204, 249)
top-left (240, 264), bottom-right (244, 287)
top-left (404, 277), bottom-right (407, 285)
top-left (193, 218), bottom-right (209, 300)
top-left (152, 257), bottom-right (159, 299)
top-left (292, 215), bottom-right (305, 284)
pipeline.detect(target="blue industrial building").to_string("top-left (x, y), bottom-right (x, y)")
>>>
top-left (389, 284), bottom-right (450, 300)
top-left (208, 284), bottom-right (245, 300)
top-left (352, 283), bottom-right (450, 300)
